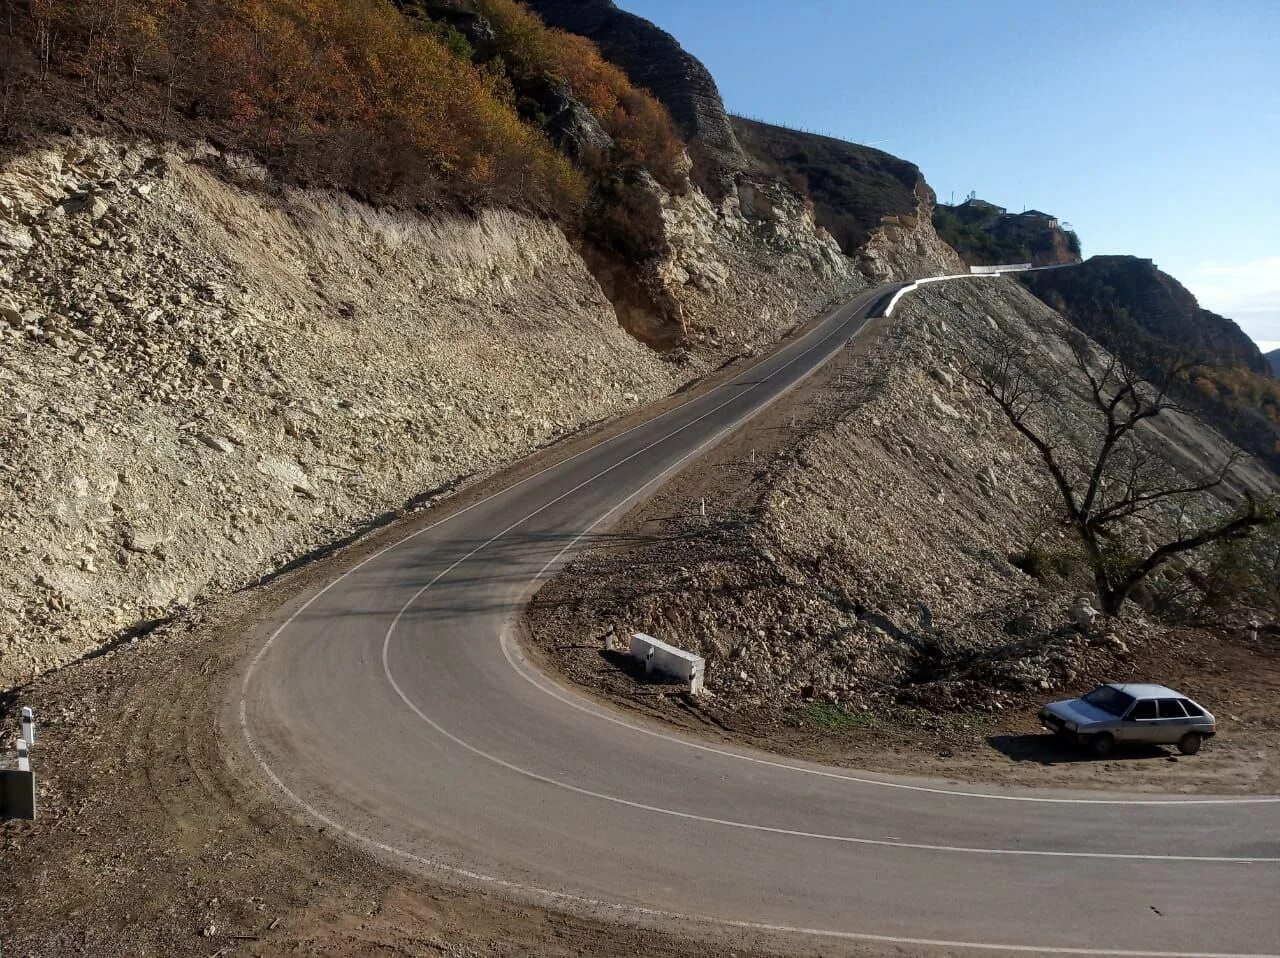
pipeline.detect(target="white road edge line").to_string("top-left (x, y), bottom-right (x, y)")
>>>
top-left (375, 357), bottom-right (1280, 858)
top-left (502, 637), bottom-right (1280, 806)
top-left (238, 278), bottom-right (1280, 958)
top-left (232, 732), bottom-right (1280, 958)
top-left (370, 277), bottom-right (1280, 808)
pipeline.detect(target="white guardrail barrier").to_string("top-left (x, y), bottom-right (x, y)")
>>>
top-left (630, 633), bottom-right (705, 695)
top-left (970, 262), bottom-right (1031, 274)
top-left (3, 706), bottom-right (37, 819)
top-left (881, 261), bottom-right (1073, 318)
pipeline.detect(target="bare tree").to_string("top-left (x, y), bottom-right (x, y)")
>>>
top-left (961, 316), bottom-right (1277, 617)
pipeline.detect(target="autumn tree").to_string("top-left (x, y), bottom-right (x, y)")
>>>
top-left (962, 314), bottom-right (1278, 617)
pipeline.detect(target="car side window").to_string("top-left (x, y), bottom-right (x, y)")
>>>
top-left (1131, 700), bottom-right (1157, 720)
top-left (1180, 700), bottom-right (1205, 717)
top-left (1158, 699), bottom-right (1186, 718)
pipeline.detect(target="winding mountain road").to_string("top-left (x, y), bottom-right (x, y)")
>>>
top-left (236, 278), bottom-right (1280, 957)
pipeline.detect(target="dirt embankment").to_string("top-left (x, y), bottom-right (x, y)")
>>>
top-left (0, 134), bottom-right (864, 690)
top-left (527, 278), bottom-right (1280, 794)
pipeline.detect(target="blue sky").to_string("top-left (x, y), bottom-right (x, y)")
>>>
top-left (619, 0), bottom-right (1280, 353)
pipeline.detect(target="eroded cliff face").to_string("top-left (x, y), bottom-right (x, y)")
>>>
top-left (591, 169), bottom-right (860, 350)
top-left (523, 0), bottom-right (749, 198)
top-left (731, 117), bottom-right (965, 281)
top-left (0, 134), bottom-right (861, 688)
top-left (856, 180), bottom-right (967, 282)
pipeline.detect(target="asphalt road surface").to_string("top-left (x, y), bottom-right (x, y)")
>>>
top-left (238, 281), bottom-right (1280, 957)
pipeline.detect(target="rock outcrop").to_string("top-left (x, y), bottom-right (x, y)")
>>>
top-left (855, 179), bottom-right (967, 282)
top-left (523, 0), bottom-right (749, 197)
top-left (0, 133), bottom-right (865, 689)
top-left (1268, 348), bottom-right (1280, 377)
top-left (583, 155), bottom-right (859, 350)
top-left (731, 117), bottom-right (965, 280)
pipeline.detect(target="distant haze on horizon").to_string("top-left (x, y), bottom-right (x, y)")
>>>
top-left (618, 0), bottom-right (1280, 352)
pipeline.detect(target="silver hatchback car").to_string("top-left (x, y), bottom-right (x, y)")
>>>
top-left (1040, 683), bottom-right (1216, 758)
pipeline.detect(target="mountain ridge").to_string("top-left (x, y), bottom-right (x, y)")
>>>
top-left (1021, 255), bottom-right (1279, 467)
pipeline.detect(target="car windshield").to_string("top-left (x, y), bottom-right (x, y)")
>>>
top-left (1082, 686), bottom-right (1135, 716)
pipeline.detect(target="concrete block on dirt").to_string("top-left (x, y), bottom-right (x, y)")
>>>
top-left (630, 633), bottom-right (705, 694)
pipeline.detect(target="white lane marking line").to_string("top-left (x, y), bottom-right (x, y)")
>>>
top-left (504, 638), bottom-right (1280, 806)
top-left (236, 281), bottom-right (1278, 956)
top-left (375, 320), bottom-right (1280, 855)
top-left (237, 718), bottom-right (1280, 958)
top-left (377, 308), bottom-right (1280, 809)
top-left (240, 285), bottom-right (876, 712)
top-left (490, 283), bottom-right (1280, 807)
top-left (389, 636), bottom-right (1280, 860)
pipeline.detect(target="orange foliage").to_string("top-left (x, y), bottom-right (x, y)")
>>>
top-left (1192, 364), bottom-right (1280, 466)
top-left (473, 0), bottom-right (687, 190)
top-left (5, 0), bottom-right (586, 214)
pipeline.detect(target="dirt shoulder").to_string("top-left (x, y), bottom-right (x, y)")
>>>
top-left (526, 284), bottom-right (1280, 796)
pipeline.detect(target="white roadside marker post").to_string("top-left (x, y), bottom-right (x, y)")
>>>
top-left (2, 723), bottom-right (37, 819)
top-left (699, 498), bottom-right (706, 518)
top-left (21, 707), bottom-right (34, 747)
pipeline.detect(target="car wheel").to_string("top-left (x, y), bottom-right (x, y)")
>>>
top-left (1089, 732), bottom-right (1115, 758)
top-left (1179, 733), bottom-right (1203, 756)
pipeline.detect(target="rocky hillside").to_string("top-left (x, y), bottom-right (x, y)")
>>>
top-left (522, 0), bottom-right (750, 197)
top-left (933, 198), bottom-right (1082, 267)
top-left (1023, 256), bottom-right (1267, 372)
top-left (5, 0), bottom-right (1013, 690)
top-left (531, 276), bottom-right (1276, 729)
top-left (1022, 255), bottom-right (1280, 467)
top-left (730, 118), bottom-right (965, 281)
top-left (0, 135), bottom-right (859, 689)
top-left (1268, 348), bottom-right (1280, 376)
